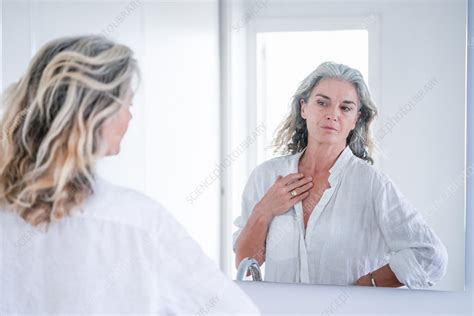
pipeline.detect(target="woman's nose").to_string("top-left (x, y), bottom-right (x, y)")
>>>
top-left (326, 108), bottom-right (338, 121)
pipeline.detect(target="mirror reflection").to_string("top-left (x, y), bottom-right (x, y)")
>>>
top-left (228, 0), bottom-right (466, 291)
top-left (233, 62), bottom-right (447, 289)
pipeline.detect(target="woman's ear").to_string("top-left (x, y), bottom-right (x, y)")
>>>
top-left (300, 98), bottom-right (306, 120)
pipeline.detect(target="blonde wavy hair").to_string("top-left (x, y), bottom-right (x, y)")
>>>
top-left (273, 61), bottom-right (378, 164)
top-left (0, 35), bottom-right (138, 228)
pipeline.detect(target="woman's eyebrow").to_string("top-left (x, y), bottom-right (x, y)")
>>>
top-left (342, 100), bottom-right (356, 105)
top-left (315, 93), bottom-right (330, 100)
top-left (315, 94), bottom-right (356, 105)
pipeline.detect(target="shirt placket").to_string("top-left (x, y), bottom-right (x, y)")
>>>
top-left (305, 174), bottom-right (340, 242)
top-left (289, 146), bottom-right (350, 283)
top-left (293, 201), bottom-right (309, 283)
top-left (294, 175), bottom-right (340, 283)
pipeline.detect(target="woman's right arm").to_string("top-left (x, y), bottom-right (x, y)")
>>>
top-left (234, 173), bottom-right (313, 268)
top-left (234, 203), bottom-right (273, 267)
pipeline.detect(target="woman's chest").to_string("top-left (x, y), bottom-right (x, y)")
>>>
top-left (265, 187), bottom-right (377, 253)
top-left (301, 176), bottom-right (331, 228)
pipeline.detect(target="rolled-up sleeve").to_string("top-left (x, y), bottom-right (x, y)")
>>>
top-left (372, 173), bottom-right (448, 289)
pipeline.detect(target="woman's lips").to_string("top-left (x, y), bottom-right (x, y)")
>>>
top-left (322, 126), bottom-right (337, 131)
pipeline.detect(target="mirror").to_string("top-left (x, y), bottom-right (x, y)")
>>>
top-left (227, 0), bottom-right (467, 291)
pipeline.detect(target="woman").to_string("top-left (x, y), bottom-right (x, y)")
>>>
top-left (0, 35), bottom-right (259, 314)
top-left (233, 62), bottom-right (448, 289)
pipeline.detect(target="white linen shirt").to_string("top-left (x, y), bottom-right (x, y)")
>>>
top-left (1, 177), bottom-right (260, 315)
top-left (233, 145), bottom-right (448, 289)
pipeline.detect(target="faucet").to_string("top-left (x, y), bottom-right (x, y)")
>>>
top-left (236, 257), bottom-right (262, 281)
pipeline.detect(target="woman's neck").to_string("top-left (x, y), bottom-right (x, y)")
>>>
top-left (299, 142), bottom-right (346, 176)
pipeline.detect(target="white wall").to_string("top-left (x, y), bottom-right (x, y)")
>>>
top-left (1, 0), bottom-right (221, 262)
top-left (227, 0), bottom-right (466, 292)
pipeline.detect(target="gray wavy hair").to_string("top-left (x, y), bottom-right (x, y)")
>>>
top-left (272, 61), bottom-right (378, 164)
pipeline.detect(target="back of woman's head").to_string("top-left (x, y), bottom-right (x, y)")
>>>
top-left (0, 35), bottom-right (138, 228)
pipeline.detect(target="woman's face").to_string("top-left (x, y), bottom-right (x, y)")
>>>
top-left (300, 78), bottom-right (360, 147)
top-left (102, 90), bottom-right (134, 156)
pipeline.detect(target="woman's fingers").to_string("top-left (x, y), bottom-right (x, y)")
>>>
top-left (289, 191), bottom-right (310, 206)
top-left (286, 176), bottom-right (313, 192)
top-left (289, 182), bottom-right (313, 198)
top-left (262, 174), bottom-right (314, 217)
top-left (279, 173), bottom-right (305, 185)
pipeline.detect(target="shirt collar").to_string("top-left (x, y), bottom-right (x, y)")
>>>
top-left (292, 145), bottom-right (354, 183)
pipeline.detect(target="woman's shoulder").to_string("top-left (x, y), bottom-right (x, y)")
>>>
top-left (251, 152), bottom-right (300, 178)
top-left (90, 177), bottom-right (158, 209)
top-left (93, 177), bottom-right (157, 205)
top-left (347, 156), bottom-right (399, 194)
top-left (347, 154), bottom-right (388, 179)
top-left (80, 176), bottom-right (170, 234)
top-left (241, 153), bottom-right (298, 195)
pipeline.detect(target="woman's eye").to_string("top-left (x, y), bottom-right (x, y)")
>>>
top-left (341, 106), bottom-right (351, 112)
top-left (317, 100), bottom-right (326, 106)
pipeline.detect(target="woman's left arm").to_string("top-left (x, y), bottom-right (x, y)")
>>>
top-left (356, 172), bottom-right (449, 289)
top-left (354, 264), bottom-right (404, 287)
